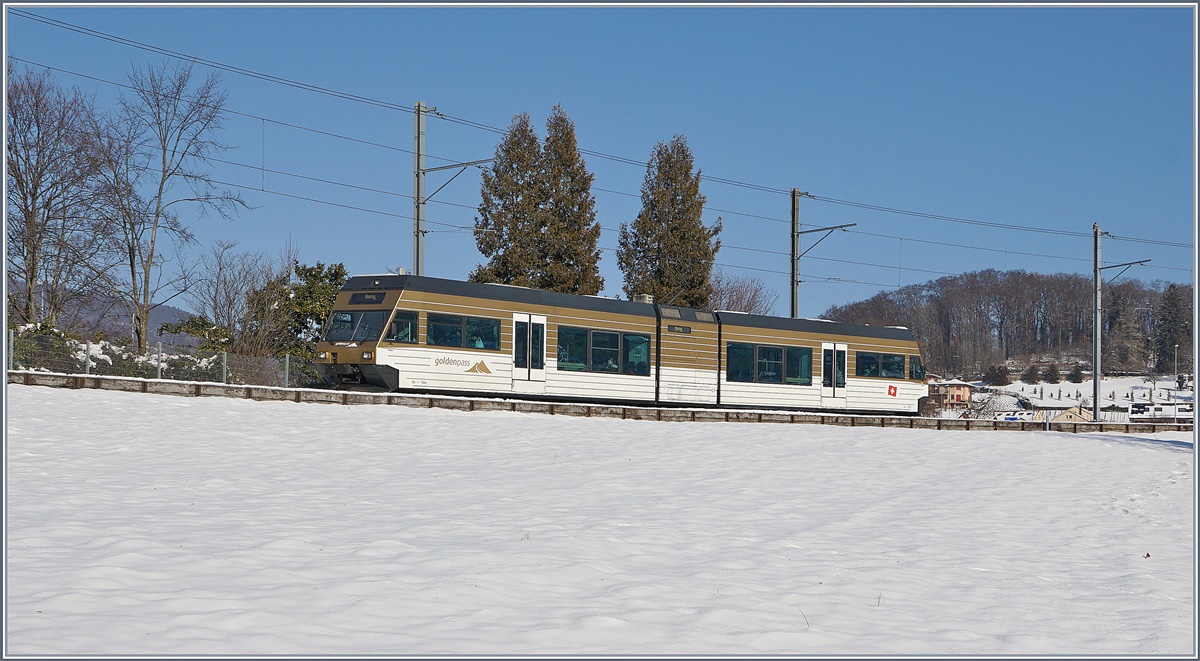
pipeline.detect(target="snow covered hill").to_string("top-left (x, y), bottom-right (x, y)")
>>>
top-left (4, 384), bottom-right (1195, 656)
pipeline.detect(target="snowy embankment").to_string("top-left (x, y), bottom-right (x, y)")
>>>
top-left (4, 384), bottom-right (1195, 656)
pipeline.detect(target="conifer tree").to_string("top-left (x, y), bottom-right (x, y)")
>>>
top-left (616, 136), bottom-right (721, 308)
top-left (1020, 364), bottom-right (1040, 384)
top-left (982, 364), bottom-right (1010, 386)
top-left (1068, 363), bottom-right (1085, 384)
top-left (1152, 284), bottom-right (1192, 374)
top-left (1042, 363), bottom-right (1061, 384)
top-left (471, 113), bottom-right (544, 287)
top-left (470, 107), bottom-right (602, 294)
top-left (540, 105), bottom-right (603, 294)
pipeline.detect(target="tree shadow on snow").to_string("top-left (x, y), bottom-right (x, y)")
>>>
top-left (1090, 434), bottom-right (1195, 452)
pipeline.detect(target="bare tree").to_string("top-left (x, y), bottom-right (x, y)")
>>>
top-left (5, 62), bottom-right (114, 331)
top-left (173, 239), bottom-right (297, 357)
top-left (708, 268), bottom-right (779, 315)
top-left (91, 60), bottom-right (246, 352)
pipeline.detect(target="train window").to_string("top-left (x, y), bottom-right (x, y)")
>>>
top-left (727, 343), bottom-right (754, 382)
top-left (323, 310), bottom-right (388, 343)
top-left (530, 323), bottom-right (544, 369)
top-left (465, 317), bottom-right (500, 350)
top-left (351, 311), bottom-right (388, 342)
top-left (881, 354), bottom-right (906, 379)
top-left (909, 355), bottom-right (926, 381)
top-left (623, 334), bottom-right (651, 376)
top-left (557, 327), bottom-right (588, 371)
top-left (856, 352), bottom-right (881, 377)
top-left (514, 321), bottom-right (528, 367)
top-left (324, 312), bottom-right (355, 341)
top-left (757, 346), bottom-right (784, 383)
top-left (590, 331), bottom-right (620, 373)
top-left (383, 311), bottom-right (418, 343)
top-left (427, 314), bottom-right (464, 347)
top-left (823, 349), bottom-right (847, 387)
top-left (785, 347), bottom-right (813, 385)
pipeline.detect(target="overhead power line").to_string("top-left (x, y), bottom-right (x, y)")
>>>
top-left (846, 230), bottom-right (1192, 274)
top-left (812, 195), bottom-right (1191, 248)
top-left (5, 10), bottom-right (817, 195)
top-left (9, 9), bottom-right (415, 113)
top-left (11, 10), bottom-right (1192, 270)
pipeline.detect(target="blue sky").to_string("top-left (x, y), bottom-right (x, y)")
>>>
top-left (5, 3), bottom-right (1195, 318)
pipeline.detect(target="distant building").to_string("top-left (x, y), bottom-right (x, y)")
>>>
top-left (991, 406), bottom-right (1095, 422)
top-left (930, 378), bottom-right (973, 410)
top-left (1048, 406), bottom-right (1094, 423)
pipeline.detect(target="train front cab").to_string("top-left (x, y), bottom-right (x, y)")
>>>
top-left (314, 275), bottom-right (662, 401)
top-left (314, 287), bottom-right (399, 390)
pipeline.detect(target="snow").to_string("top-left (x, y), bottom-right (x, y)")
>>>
top-left (992, 375), bottom-right (1194, 410)
top-left (4, 384), bottom-right (1196, 656)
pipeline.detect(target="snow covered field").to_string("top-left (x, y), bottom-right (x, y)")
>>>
top-left (4, 384), bottom-right (1195, 656)
top-left (993, 374), bottom-right (1194, 410)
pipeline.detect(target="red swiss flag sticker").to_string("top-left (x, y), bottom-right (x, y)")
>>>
top-left (887, 385), bottom-right (898, 397)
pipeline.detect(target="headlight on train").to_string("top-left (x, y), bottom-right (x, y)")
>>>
top-left (362, 351), bottom-right (373, 360)
top-left (317, 351), bottom-right (327, 359)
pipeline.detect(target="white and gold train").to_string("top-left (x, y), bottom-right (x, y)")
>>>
top-left (314, 274), bottom-right (929, 414)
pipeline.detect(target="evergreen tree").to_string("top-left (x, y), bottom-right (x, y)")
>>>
top-left (471, 113), bottom-right (544, 287)
top-left (540, 105), bottom-right (603, 294)
top-left (982, 364), bottom-right (1010, 386)
top-left (288, 261), bottom-right (348, 386)
top-left (291, 261), bottom-right (348, 347)
top-left (1020, 364), bottom-right (1040, 384)
top-left (1042, 363), bottom-right (1061, 384)
top-left (1068, 363), bottom-right (1084, 384)
top-left (471, 107), bottom-right (603, 294)
top-left (1153, 284), bottom-right (1192, 374)
top-left (616, 136), bottom-right (721, 308)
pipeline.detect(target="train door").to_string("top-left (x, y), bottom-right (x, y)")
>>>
top-left (512, 313), bottom-right (546, 394)
top-left (821, 342), bottom-right (848, 408)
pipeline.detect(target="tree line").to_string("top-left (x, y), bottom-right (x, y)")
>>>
top-left (821, 269), bottom-right (1193, 379)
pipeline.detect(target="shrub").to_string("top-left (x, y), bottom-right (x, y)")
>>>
top-left (983, 364), bottom-right (1011, 386)
top-left (1042, 363), bottom-right (1061, 384)
top-left (1068, 364), bottom-right (1084, 384)
top-left (1020, 365), bottom-right (1040, 384)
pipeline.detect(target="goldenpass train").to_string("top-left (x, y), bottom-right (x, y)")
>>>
top-left (314, 274), bottom-right (929, 414)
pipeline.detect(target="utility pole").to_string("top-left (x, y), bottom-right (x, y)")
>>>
top-left (790, 189), bottom-right (807, 319)
top-left (412, 101), bottom-right (492, 278)
top-left (1092, 222), bottom-right (1150, 422)
top-left (1093, 223), bottom-right (1102, 422)
top-left (413, 101), bottom-right (430, 276)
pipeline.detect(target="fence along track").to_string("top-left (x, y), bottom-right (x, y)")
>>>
top-left (7, 370), bottom-right (1194, 434)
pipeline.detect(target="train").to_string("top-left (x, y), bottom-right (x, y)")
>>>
top-left (314, 274), bottom-right (930, 414)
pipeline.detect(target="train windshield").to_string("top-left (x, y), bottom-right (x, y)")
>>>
top-left (323, 310), bottom-right (389, 342)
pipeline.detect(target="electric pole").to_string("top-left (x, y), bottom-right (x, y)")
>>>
top-left (413, 101), bottom-right (430, 276)
top-left (1093, 223), bottom-right (1102, 422)
top-left (412, 101), bottom-right (491, 277)
top-left (1092, 222), bottom-right (1150, 422)
top-left (790, 189), bottom-right (806, 319)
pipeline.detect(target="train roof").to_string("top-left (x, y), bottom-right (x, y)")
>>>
top-left (712, 310), bottom-right (916, 342)
top-left (343, 274), bottom-right (656, 318)
top-left (342, 274), bottom-right (915, 342)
